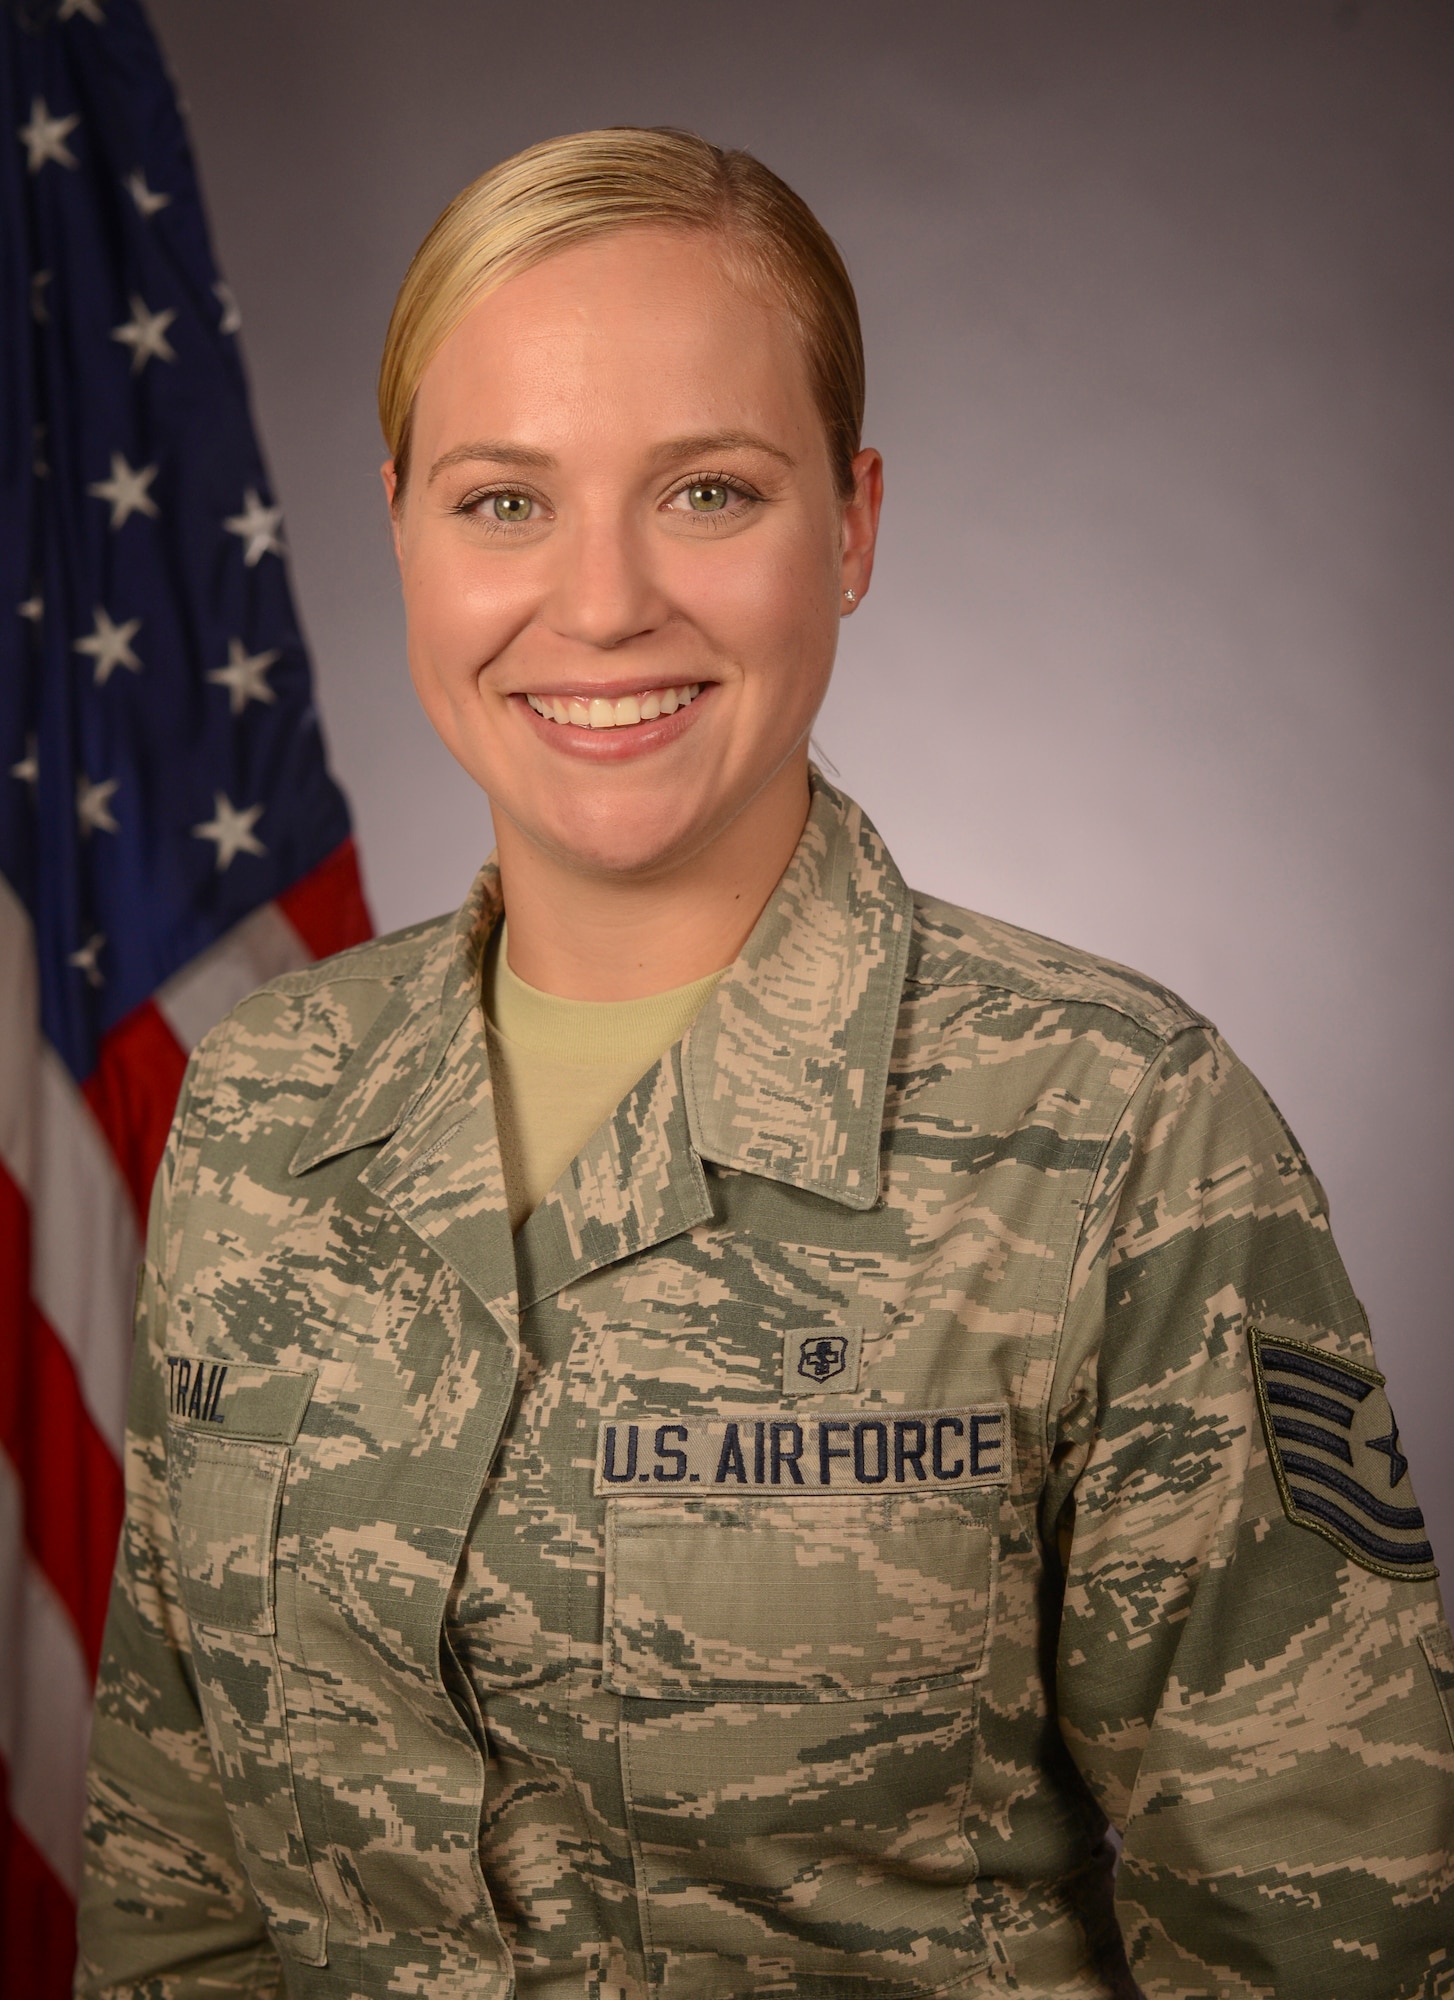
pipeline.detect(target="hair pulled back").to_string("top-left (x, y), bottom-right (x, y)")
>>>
top-left (379, 127), bottom-right (864, 497)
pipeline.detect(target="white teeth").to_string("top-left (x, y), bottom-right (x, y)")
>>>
top-left (526, 684), bottom-right (703, 729)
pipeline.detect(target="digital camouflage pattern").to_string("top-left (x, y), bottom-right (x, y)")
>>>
top-left (78, 777), bottom-right (1454, 1999)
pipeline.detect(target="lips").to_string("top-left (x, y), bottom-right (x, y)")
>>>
top-left (524, 682), bottom-right (703, 729)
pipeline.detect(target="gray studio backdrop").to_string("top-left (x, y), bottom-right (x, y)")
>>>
top-left (148, 1), bottom-right (1454, 1562)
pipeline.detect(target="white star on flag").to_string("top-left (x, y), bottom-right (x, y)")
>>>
top-left (208, 637), bottom-right (280, 714)
top-left (18, 594), bottom-right (43, 622)
top-left (76, 774), bottom-right (120, 836)
top-left (214, 281), bottom-right (241, 334)
top-left (192, 791), bottom-right (266, 869)
top-left (10, 737), bottom-right (38, 788)
top-left (19, 98), bottom-right (80, 174)
top-left (87, 452), bottom-right (159, 528)
top-left (31, 271), bottom-right (51, 323)
top-left (74, 607), bottom-right (143, 685)
top-left (110, 294), bottom-right (177, 372)
top-left (224, 488), bottom-right (285, 566)
top-left (59, 0), bottom-right (107, 20)
top-left (125, 168), bottom-right (170, 217)
top-left (67, 933), bottom-right (107, 988)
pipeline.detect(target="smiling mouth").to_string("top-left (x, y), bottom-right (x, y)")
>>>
top-left (524, 683), bottom-right (704, 729)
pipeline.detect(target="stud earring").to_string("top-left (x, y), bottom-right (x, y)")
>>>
top-left (843, 589), bottom-right (857, 604)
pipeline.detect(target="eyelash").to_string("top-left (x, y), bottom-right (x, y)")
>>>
top-left (665, 472), bottom-right (762, 521)
top-left (455, 484), bottom-right (546, 532)
top-left (454, 472), bottom-right (763, 530)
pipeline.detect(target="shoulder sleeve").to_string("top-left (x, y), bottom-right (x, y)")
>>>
top-left (1047, 1024), bottom-right (1454, 1998)
top-left (76, 1037), bottom-right (282, 1999)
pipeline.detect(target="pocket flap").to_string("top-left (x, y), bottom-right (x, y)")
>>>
top-left (165, 1353), bottom-right (316, 1443)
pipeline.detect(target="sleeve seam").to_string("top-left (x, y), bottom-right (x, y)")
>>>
top-left (1040, 1023), bottom-right (1215, 1469)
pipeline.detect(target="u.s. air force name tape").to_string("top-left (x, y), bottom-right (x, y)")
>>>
top-left (593, 1407), bottom-right (1009, 1497)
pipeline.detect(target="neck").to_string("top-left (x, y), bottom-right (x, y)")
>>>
top-left (493, 757), bottom-right (812, 1000)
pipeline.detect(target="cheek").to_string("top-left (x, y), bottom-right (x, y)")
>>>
top-left (737, 539), bottom-right (841, 710)
top-left (399, 536), bottom-right (528, 692)
top-left (680, 523), bottom-right (837, 669)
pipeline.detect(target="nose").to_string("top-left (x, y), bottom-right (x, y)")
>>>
top-left (542, 506), bottom-right (668, 652)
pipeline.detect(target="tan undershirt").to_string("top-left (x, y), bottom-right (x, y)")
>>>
top-left (483, 925), bottom-right (726, 1232)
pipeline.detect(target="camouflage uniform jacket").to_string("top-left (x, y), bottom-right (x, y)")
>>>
top-left (79, 777), bottom-right (1454, 2000)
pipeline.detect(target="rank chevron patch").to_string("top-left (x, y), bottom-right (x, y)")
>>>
top-left (1250, 1327), bottom-right (1437, 1581)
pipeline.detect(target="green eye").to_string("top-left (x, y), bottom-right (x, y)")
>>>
top-left (687, 483), bottom-right (730, 513)
top-left (491, 493), bottom-right (533, 522)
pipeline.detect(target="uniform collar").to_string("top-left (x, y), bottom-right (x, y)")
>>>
top-left (511, 776), bottom-right (912, 1308)
top-left (291, 774), bottom-right (912, 1219)
top-left (681, 774), bottom-right (912, 1211)
top-left (289, 861), bottom-right (504, 1179)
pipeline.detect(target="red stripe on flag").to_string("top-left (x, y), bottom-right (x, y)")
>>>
top-left (0, 1762), bottom-right (78, 2000)
top-left (82, 1000), bottom-right (188, 1233)
top-left (82, 839), bottom-right (372, 1235)
top-left (278, 835), bottom-right (373, 962)
top-left (0, 837), bottom-right (371, 2000)
top-left (0, 1163), bottom-right (124, 1675)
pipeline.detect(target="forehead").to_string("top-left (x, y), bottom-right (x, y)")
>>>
top-left (413, 227), bottom-right (818, 450)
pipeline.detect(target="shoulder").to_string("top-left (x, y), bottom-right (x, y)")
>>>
top-left (905, 888), bottom-right (1209, 1050)
top-left (257, 910), bottom-right (452, 1001)
top-left (898, 891), bottom-right (1320, 1197)
top-left (155, 909), bottom-right (464, 1229)
top-left (188, 910), bottom-right (455, 1097)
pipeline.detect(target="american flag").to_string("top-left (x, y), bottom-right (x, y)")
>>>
top-left (1, 1), bottom-right (371, 1987)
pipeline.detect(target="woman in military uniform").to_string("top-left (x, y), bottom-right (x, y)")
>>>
top-left (79, 128), bottom-right (1454, 1999)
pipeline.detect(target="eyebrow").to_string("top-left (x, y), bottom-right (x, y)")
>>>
top-left (428, 440), bottom-right (556, 482)
top-left (426, 429), bottom-right (795, 485)
top-left (649, 431), bottom-right (795, 470)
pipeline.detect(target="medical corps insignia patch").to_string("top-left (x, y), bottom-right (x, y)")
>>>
top-left (1250, 1327), bottom-right (1437, 1581)
top-left (798, 1335), bottom-right (848, 1383)
top-left (782, 1326), bottom-right (862, 1395)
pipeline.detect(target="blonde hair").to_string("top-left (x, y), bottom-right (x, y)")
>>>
top-left (379, 127), bottom-right (864, 496)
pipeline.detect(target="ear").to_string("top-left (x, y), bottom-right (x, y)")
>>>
top-left (381, 460), bottom-right (404, 565)
top-left (839, 447), bottom-right (884, 611)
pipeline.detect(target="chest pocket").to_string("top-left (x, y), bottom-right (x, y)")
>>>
top-left (166, 1356), bottom-right (328, 1967)
top-left (604, 1487), bottom-right (999, 1999)
top-left (606, 1490), bottom-right (994, 1697)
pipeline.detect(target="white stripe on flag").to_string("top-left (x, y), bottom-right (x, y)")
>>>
top-left (156, 899), bottom-right (310, 1052)
top-left (0, 878), bottom-right (139, 1456)
top-left (0, 871), bottom-right (38, 1192)
top-left (34, 1045), bottom-right (139, 1454)
top-left (0, 877), bottom-right (320, 1904)
top-left (0, 1450), bottom-right (94, 1893)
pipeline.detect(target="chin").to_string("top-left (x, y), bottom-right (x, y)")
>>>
top-left (528, 791), bottom-right (724, 881)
